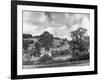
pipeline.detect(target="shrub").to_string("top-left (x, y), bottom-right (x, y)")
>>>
top-left (78, 51), bottom-right (89, 60)
top-left (67, 58), bottom-right (75, 62)
top-left (61, 50), bottom-right (71, 56)
top-left (70, 50), bottom-right (89, 61)
top-left (23, 60), bottom-right (33, 65)
top-left (39, 54), bottom-right (52, 62)
top-left (52, 51), bottom-right (61, 57)
top-left (72, 49), bottom-right (81, 61)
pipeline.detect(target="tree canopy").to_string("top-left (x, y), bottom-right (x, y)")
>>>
top-left (71, 27), bottom-right (87, 40)
top-left (70, 27), bottom-right (89, 52)
top-left (23, 34), bottom-right (32, 39)
top-left (39, 31), bottom-right (54, 51)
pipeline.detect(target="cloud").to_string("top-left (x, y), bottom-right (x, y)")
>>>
top-left (23, 11), bottom-right (90, 40)
top-left (23, 11), bottom-right (49, 26)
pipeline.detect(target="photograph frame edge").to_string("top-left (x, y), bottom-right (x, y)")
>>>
top-left (11, 0), bottom-right (98, 79)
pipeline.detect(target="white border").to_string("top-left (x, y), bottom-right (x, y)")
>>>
top-left (17, 5), bottom-right (94, 75)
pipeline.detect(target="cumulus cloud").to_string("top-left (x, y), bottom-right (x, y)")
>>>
top-left (23, 11), bottom-right (90, 40)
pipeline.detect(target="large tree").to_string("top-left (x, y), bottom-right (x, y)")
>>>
top-left (70, 27), bottom-right (89, 52)
top-left (71, 27), bottom-right (87, 40)
top-left (39, 31), bottom-right (54, 51)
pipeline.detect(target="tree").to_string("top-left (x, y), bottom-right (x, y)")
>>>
top-left (70, 27), bottom-right (89, 53)
top-left (71, 27), bottom-right (87, 40)
top-left (33, 42), bottom-right (41, 57)
top-left (23, 34), bottom-right (32, 39)
top-left (70, 27), bottom-right (90, 61)
top-left (23, 34), bottom-right (33, 50)
top-left (39, 54), bottom-right (52, 62)
top-left (30, 31), bottom-right (54, 57)
top-left (83, 36), bottom-right (90, 51)
top-left (39, 31), bottom-right (54, 51)
top-left (23, 39), bottom-right (33, 50)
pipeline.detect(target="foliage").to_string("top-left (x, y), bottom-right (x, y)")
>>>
top-left (51, 50), bottom-right (71, 57)
top-left (68, 50), bottom-right (89, 61)
top-left (69, 27), bottom-right (90, 61)
top-left (30, 47), bottom-right (40, 57)
top-left (23, 34), bottom-right (32, 38)
top-left (39, 31), bottom-right (54, 51)
top-left (70, 27), bottom-right (89, 52)
top-left (71, 27), bottom-right (87, 40)
top-left (72, 49), bottom-right (81, 61)
top-left (28, 41), bottom-right (42, 57)
top-left (78, 51), bottom-right (89, 60)
top-left (23, 60), bottom-right (33, 65)
top-left (52, 50), bottom-right (62, 57)
top-left (61, 50), bottom-right (71, 56)
top-left (39, 54), bottom-right (52, 62)
top-left (23, 39), bottom-right (34, 50)
top-left (33, 42), bottom-right (41, 57)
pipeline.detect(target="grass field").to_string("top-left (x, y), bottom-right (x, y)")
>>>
top-left (23, 60), bottom-right (90, 69)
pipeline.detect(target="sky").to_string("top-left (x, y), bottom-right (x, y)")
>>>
top-left (23, 11), bottom-right (90, 40)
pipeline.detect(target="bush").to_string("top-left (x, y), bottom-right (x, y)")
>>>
top-left (52, 51), bottom-right (61, 57)
top-left (39, 54), bottom-right (52, 62)
top-left (78, 51), bottom-right (89, 60)
top-left (70, 50), bottom-right (89, 61)
top-left (61, 50), bottom-right (71, 56)
top-left (67, 58), bottom-right (75, 62)
top-left (23, 60), bottom-right (33, 65)
top-left (72, 49), bottom-right (81, 61)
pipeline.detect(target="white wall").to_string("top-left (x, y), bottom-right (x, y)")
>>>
top-left (0, 0), bottom-right (99, 80)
